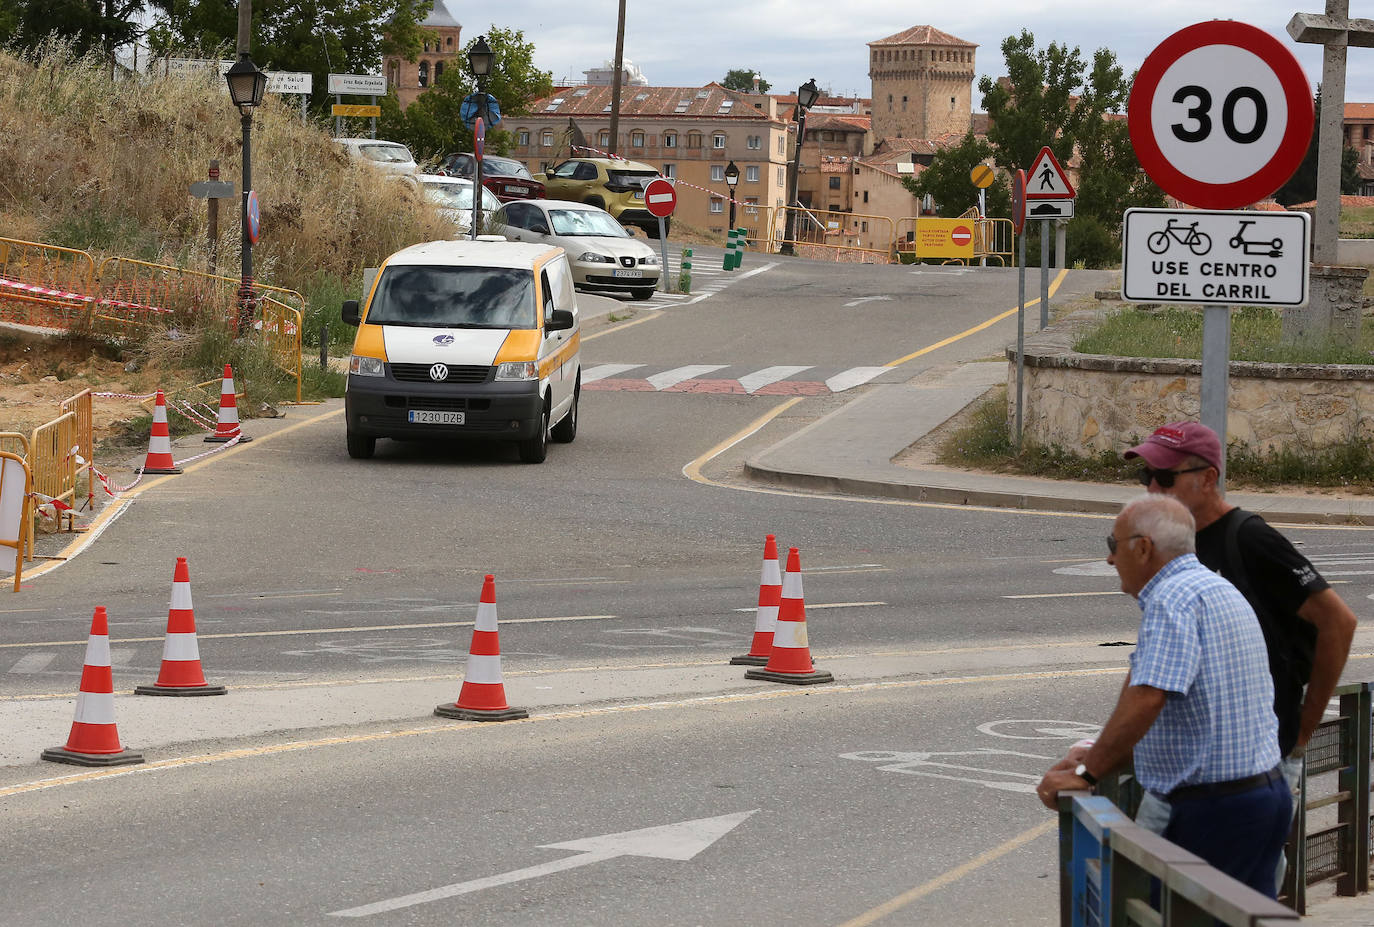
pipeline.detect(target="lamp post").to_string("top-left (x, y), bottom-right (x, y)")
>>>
top-left (779, 78), bottom-right (820, 257)
top-left (467, 35), bottom-right (495, 240)
top-left (225, 52), bottom-right (267, 334)
top-left (724, 160), bottom-right (739, 230)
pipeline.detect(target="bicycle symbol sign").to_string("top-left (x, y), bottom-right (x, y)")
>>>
top-left (1145, 218), bottom-right (1284, 259)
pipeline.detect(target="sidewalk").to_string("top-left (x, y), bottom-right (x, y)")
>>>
top-left (745, 361), bottom-right (1374, 526)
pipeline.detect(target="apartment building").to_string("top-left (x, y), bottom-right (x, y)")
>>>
top-left (509, 83), bottom-right (792, 237)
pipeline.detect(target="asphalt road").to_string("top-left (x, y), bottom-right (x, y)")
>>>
top-left (3, 252), bottom-right (1372, 924)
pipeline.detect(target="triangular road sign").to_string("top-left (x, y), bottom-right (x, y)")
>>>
top-left (1026, 146), bottom-right (1075, 199)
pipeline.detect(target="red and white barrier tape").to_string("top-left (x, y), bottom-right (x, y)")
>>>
top-left (172, 399), bottom-right (217, 429)
top-left (565, 146), bottom-right (752, 208)
top-left (169, 434), bottom-right (240, 467)
top-left (0, 277), bottom-right (172, 313)
top-left (93, 390), bottom-right (159, 400)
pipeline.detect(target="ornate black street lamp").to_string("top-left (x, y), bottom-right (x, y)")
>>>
top-left (780, 78), bottom-right (820, 256)
top-left (225, 53), bottom-right (267, 331)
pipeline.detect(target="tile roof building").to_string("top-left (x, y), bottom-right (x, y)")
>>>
top-left (868, 26), bottom-right (977, 142)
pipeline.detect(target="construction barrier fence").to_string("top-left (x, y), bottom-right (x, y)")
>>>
top-left (29, 411), bottom-right (78, 535)
top-left (770, 207), bottom-right (897, 264)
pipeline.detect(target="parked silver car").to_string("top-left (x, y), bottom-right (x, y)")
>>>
top-left (492, 199), bottom-right (660, 299)
top-left (333, 137), bottom-right (419, 175)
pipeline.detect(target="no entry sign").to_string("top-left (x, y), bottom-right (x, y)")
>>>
top-left (1128, 20), bottom-right (1313, 209)
top-left (644, 178), bottom-right (677, 218)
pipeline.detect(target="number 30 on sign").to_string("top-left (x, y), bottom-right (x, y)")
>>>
top-left (1128, 20), bottom-right (1313, 210)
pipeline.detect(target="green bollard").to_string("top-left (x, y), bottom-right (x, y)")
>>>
top-left (722, 229), bottom-right (736, 271)
top-left (732, 228), bottom-right (747, 270)
top-left (679, 247), bottom-right (692, 294)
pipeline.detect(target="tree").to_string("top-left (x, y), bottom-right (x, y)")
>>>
top-left (1274, 87), bottom-right (1363, 206)
top-left (902, 133), bottom-right (1008, 218)
top-left (146, 0), bottom-right (434, 112)
top-left (720, 68), bottom-right (768, 93)
top-left (7, 0), bottom-right (148, 64)
top-left (378, 26), bottom-right (552, 162)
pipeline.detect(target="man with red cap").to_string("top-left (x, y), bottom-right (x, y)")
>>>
top-left (1119, 422), bottom-right (1355, 887)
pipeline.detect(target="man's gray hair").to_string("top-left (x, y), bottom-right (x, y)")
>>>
top-left (1121, 493), bottom-right (1196, 558)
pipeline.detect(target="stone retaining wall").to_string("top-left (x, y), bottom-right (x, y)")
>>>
top-left (1007, 308), bottom-right (1374, 455)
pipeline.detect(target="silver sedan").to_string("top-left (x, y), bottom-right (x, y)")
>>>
top-left (493, 199), bottom-right (661, 299)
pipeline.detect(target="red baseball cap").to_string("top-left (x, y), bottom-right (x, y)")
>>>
top-left (1124, 422), bottom-right (1222, 472)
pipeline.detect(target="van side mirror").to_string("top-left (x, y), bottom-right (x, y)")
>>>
top-left (342, 299), bottom-right (360, 326)
top-left (546, 308), bottom-right (575, 332)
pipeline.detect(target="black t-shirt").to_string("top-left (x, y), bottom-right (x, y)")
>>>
top-left (1195, 508), bottom-right (1327, 756)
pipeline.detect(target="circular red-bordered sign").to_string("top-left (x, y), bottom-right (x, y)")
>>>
top-left (246, 190), bottom-right (261, 245)
top-left (1129, 20), bottom-right (1312, 209)
top-left (643, 178), bottom-right (677, 218)
top-left (951, 225), bottom-right (973, 247)
top-left (1012, 170), bottom-right (1027, 235)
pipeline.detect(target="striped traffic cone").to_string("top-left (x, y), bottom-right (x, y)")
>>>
top-left (730, 535), bottom-right (781, 666)
top-left (744, 547), bottom-right (834, 685)
top-left (205, 363), bottom-right (251, 443)
top-left (135, 557), bottom-right (226, 696)
top-left (141, 389), bottom-right (182, 474)
top-left (435, 575), bottom-right (528, 721)
top-left (41, 607), bottom-right (145, 767)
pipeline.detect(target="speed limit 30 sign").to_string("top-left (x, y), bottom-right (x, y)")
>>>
top-left (1128, 20), bottom-right (1314, 209)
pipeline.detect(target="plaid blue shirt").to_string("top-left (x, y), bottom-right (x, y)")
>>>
top-left (1129, 553), bottom-right (1280, 794)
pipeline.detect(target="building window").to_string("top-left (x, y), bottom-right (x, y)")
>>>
top-left (862, 221), bottom-right (869, 232)
top-left (631, 131), bottom-right (644, 147)
top-left (744, 197), bottom-right (759, 214)
top-left (863, 190), bottom-right (869, 203)
top-left (710, 198), bottom-right (724, 214)
top-left (778, 136), bottom-right (785, 154)
top-left (447, 36), bottom-right (453, 48)
top-left (541, 129), bottom-right (554, 147)
top-left (663, 163), bottom-right (675, 178)
top-left (711, 165), bottom-right (725, 182)
top-left (713, 133), bottom-right (726, 149)
top-left (777, 167), bottom-right (785, 186)
top-left (599, 130), bottom-right (610, 147)
top-left (687, 132), bottom-right (703, 148)
top-left (517, 130), bottom-right (530, 146)
top-left (434, 61), bottom-right (444, 81)
top-left (829, 177), bottom-right (841, 190)
top-left (418, 60), bottom-right (429, 87)
top-left (747, 135), bottom-right (761, 149)
top-left (746, 166), bottom-right (759, 183)
top-left (663, 132), bottom-right (676, 148)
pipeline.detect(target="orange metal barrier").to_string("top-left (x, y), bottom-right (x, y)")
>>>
top-left (0, 238), bottom-right (98, 329)
top-left (59, 389), bottom-right (94, 512)
top-left (29, 411), bottom-right (78, 534)
top-left (0, 451), bottom-right (32, 591)
top-left (770, 207), bottom-right (897, 263)
top-left (894, 213), bottom-right (1016, 266)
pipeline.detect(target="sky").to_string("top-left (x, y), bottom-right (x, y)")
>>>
top-left (476, 1), bottom-right (1374, 107)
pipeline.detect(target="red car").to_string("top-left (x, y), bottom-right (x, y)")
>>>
top-left (437, 153), bottom-right (545, 203)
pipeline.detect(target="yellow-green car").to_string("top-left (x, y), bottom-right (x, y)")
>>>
top-left (535, 158), bottom-right (667, 237)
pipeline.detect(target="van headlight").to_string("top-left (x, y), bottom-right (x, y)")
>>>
top-left (349, 355), bottom-right (385, 377)
top-left (496, 361), bottom-right (538, 380)
top-left (578, 252), bottom-right (614, 263)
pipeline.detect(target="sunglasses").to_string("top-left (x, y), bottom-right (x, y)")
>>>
top-left (1137, 465), bottom-right (1211, 488)
top-left (1106, 533), bottom-right (1146, 555)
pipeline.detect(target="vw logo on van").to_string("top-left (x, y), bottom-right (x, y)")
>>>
top-left (429, 363), bottom-right (450, 381)
top-left (432, 334), bottom-right (455, 346)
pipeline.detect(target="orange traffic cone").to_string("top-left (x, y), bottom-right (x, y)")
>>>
top-left (205, 363), bottom-right (251, 443)
top-left (141, 389), bottom-right (182, 474)
top-left (745, 547), bottom-right (834, 685)
top-left (42, 607), bottom-right (145, 766)
top-left (731, 534), bottom-right (781, 666)
top-left (135, 557), bottom-right (226, 696)
top-left (435, 575), bottom-right (529, 721)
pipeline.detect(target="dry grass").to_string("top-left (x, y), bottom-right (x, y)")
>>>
top-left (0, 40), bottom-right (453, 294)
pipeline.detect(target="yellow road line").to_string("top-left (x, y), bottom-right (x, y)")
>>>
top-left (580, 309), bottom-right (663, 342)
top-left (1003, 591), bottom-right (1125, 599)
top-left (883, 268), bottom-right (1069, 367)
top-left (835, 818), bottom-right (1058, 926)
top-left (0, 665), bottom-right (1132, 797)
top-left (682, 397), bottom-right (803, 482)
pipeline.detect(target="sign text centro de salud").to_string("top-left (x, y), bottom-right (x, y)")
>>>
top-left (1122, 209), bottom-right (1310, 307)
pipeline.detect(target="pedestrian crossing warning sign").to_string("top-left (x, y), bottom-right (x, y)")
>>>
top-left (1026, 146), bottom-right (1075, 199)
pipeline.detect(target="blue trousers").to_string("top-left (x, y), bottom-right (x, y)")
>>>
top-left (1162, 775), bottom-right (1293, 898)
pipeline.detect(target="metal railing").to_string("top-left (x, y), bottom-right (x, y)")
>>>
top-left (29, 411), bottom-right (78, 534)
top-left (894, 213), bottom-right (1016, 266)
top-left (0, 238), bottom-right (98, 329)
top-left (770, 206), bottom-right (897, 263)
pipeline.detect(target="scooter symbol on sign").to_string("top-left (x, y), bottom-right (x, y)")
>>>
top-left (1229, 220), bottom-right (1283, 258)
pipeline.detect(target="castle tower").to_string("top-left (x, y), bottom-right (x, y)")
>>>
top-left (382, 0), bottom-right (462, 110)
top-left (868, 26), bottom-right (976, 141)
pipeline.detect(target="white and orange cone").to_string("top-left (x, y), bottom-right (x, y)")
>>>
top-left (136, 557), bottom-right (226, 696)
top-left (435, 575), bottom-right (529, 721)
top-left (42, 606), bottom-right (145, 767)
top-left (205, 363), bottom-right (251, 443)
top-left (744, 547), bottom-right (834, 685)
top-left (731, 534), bottom-right (781, 666)
top-left (141, 389), bottom-right (182, 474)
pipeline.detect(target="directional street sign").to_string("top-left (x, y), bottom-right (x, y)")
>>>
top-left (1025, 147), bottom-right (1075, 199)
top-left (328, 73), bottom-right (387, 96)
top-left (188, 180), bottom-right (235, 199)
top-left (1122, 208), bottom-right (1310, 306)
top-left (1128, 20), bottom-right (1314, 209)
top-left (331, 104), bottom-right (381, 118)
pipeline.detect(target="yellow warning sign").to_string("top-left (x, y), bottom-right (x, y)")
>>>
top-left (332, 104), bottom-right (381, 117)
top-left (914, 218), bottom-right (976, 259)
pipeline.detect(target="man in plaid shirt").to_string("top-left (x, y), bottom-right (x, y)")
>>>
top-left (1037, 494), bottom-right (1290, 897)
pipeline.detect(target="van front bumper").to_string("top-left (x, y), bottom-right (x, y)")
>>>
top-left (345, 373), bottom-right (543, 441)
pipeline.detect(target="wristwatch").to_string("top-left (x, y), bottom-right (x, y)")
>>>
top-left (1074, 763), bottom-right (1098, 786)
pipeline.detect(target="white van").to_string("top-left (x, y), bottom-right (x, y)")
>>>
top-left (342, 239), bottom-right (581, 463)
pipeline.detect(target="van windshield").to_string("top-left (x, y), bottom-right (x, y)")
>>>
top-left (367, 265), bottom-right (536, 329)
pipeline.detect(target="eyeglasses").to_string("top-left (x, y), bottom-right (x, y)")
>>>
top-left (1137, 465), bottom-right (1211, 488)
top-left (1106, 533), bottom-right (1146, 555)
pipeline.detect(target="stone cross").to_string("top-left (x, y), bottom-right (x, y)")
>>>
top-left (1285, 2), bottom-right (1374, 343)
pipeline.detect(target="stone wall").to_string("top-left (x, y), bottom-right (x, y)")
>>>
top-left (1007, 309), bottom-right (1374, 455)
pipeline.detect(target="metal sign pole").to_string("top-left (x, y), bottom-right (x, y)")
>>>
top-left (1200, 305), bottom-right (1231, 488)
top-left (1039, 220), bottom-right (1050, 329)
top-left (335, 94), bottom-right (341, 137)
top-left (1016, 231), bottom-right (1027, 449)
top-left (658, 217), bottom-right (669, 292)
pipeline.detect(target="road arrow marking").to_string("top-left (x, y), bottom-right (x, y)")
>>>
top-left (328, 810), bottom-right (758, 917)
top-left (843, 296), bottom-right (894, 307)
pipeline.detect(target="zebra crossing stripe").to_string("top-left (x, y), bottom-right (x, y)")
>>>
top-left (739, 366), bottom-right (815, 394)
top-left (825, 367), bottom-right (890, 392)
top-left (583, 364), bottom-right (644, 383)
top-left (646, 365), bottom-right (728, 390)
top-left (9, 653), bottom-right (55, 674)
